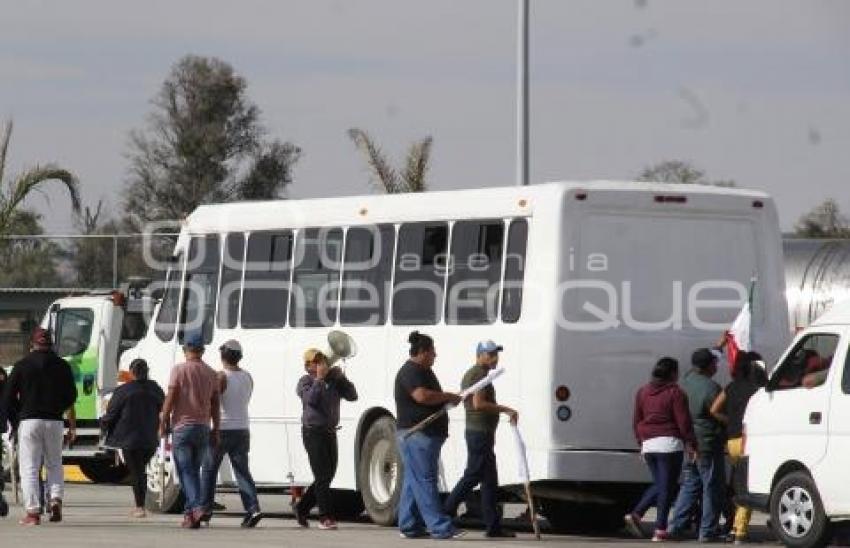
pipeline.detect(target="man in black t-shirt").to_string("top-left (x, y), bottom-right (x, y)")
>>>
top-left (394, 332), bottom-right (462, 540)
top-left (443, 340), bottom-right (517, 538)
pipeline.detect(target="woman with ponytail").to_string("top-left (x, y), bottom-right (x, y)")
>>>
top-left (101, 358), bottom-right (165, 517)
top-left (394, 331), bottom-right (464, 540)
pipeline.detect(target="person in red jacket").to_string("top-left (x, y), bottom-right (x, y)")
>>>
top-left (624, 357), bottom-right (697, 542)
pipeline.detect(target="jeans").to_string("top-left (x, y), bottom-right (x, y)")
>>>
top-left (632, 451), bottom-right (684, 532)
top-left (172, 424), bottom-right (210, 515)
top-left (200, 429), bottom-right (260, 514)
top-left (444, 430), bottom-right (501, 534)
top-left (296, 427), bottom-right (338, 519)
top-left (396, 430), bottom-right (455, 539)
top-left (669, 450), bottom-right (726, 539)
top-left (124, 448), bottom-right (155, 508)
top-left (18, 419), bottom-right (64, 513)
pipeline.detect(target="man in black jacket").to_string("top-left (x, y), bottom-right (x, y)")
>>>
top-left (1, 327), bottom-right (77, 526)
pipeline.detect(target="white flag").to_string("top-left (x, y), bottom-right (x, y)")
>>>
top-left (511, 423), bottom-right (530, 483)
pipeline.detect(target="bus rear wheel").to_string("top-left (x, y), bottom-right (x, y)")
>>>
top-left (357, 416), bottom-right (402, 526)
top-left (78, 461), bottom-right (129, 484)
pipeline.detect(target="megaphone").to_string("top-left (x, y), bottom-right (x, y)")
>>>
top-left (326, 330), bottom-right (358, 366)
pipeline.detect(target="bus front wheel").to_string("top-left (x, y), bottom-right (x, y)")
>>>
top-left (145, 455), bottom-right (183, 514)
top-left (357, 416), bottom-right (402, 526)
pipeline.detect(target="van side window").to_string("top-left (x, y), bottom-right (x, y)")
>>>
top-left (178, 235), bottom-right (221, 344)
top-left (445, 220), bottom-right (504, 325)
top-left (217, 233), bottom-right (245, 329)
top-left (242, 231), bottom-right (293, 329)
top-left (340, 225), bottom-right (394, 326)
top-left (768, 333), bottom-right (838, 391)
top-left (290, 228), bottom-right (344, 327)
top-left (501, 218), bottom-right (528, 323)
top-left (154, 257), bottom-right (182, 342)
top-left (393, 222), bottom-right (448, 325)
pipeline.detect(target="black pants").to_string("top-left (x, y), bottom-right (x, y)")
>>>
top-left (297, 427), bottom-right (338, 519)
top-left (124, 448), bottom-right (155, 508)
top-left (444, 430), bottom-right (501, 534)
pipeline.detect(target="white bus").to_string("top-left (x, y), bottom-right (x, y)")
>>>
top-left (121, 181), bottom-right (790, 530)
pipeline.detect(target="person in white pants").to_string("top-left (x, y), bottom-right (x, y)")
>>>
top-left (1, 327), bottom-right (77, 525)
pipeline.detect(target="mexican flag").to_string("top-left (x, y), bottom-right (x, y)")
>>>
top-left (725, 277), bottom-right (756, 374)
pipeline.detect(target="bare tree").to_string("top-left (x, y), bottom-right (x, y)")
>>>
top-left (794, 199), bottom-right (850, 238)
top-left (348, 128), bottom-right (432, 193)
top-left (637, 160), bottom-right (736, 187)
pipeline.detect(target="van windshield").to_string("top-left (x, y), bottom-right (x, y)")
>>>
top-left (55, 308), bottom-right (95, 356)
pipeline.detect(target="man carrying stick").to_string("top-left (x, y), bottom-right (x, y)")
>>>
top-left (444, 340), bottom-right (518, 538)
top-left (395, 331), bottom-right (463, 540)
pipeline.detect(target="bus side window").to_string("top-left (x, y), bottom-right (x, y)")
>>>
top-left (445, 220), bottom-right (504, 325)
top-left (178, 235), bottom-right (221, 344)
top-left (340, 224), bottom-right (394, 326)
top-left (154, 256), bottom-right (183, 342)
top-left (290, 228), bottom-right (344, 328)
top-left (217, 233), bottom-right (245, 329)
top-left (502, 218), bottom-right (528, 323)
top-left (392, 222), bottom-right (448, 325)
top-left (241, 231), bottom-right (293, 329)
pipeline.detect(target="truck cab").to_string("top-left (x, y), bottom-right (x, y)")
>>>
top-left (43, 283), bottom-right (155, 482)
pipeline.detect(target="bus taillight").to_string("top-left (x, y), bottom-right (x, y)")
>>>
top-left (555, 385), bottom-right (570, 402)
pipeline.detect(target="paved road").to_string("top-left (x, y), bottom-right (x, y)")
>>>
top-left (0, 482), bottom-right (782, 548)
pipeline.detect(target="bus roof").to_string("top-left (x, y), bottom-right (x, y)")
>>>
top-left (183, 180), bottom-right (772, 234)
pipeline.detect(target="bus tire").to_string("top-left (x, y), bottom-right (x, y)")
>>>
top-left (357, 416), bottom-right (402, 526)
top-left (769, 471), bottom-right (831, 548)
top-left (144, 454), bottom-right (183, 514)
top-left (78, 460), bottom-right (129, 484)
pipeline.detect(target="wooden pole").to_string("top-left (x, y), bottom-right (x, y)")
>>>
top-left (523, 480), bottom-right (541, 540)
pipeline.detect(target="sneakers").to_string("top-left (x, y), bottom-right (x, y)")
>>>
top-left (181, 512), bottom-right (201, 529)
top-left (624, 513), bottom-right (646, 538)
top-left (48, 498), bottom-right (62, 523)
top-left (241, 511), bottom-right (264, 528)
top-left (652, 530), bottom-right (670, 542)
top-left (399, 530), bottom-right (430, 539)
top-left (130, 508), bottom-right (147, 519)
top-left (318, 517), bottom-right (338, 530)
top-left (19, 512), bottom-right (41, 526)
top-left (485, 529), bottom-right (517, 538)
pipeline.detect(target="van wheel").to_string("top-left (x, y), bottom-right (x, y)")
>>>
top-left (357, 416), bottom-right (402, 526)
top-left (145, 454), bottom-right (183, 514)
top-left (770, 471), bottom-right (831, 548)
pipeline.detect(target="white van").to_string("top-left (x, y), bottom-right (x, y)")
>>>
top-left (741, 304), bottom-right (850, 547)
top-left (121, 181), bottom-right (790, 529)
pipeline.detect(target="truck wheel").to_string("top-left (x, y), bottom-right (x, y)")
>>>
top-left (78, 461), bottom-right (129, 484)
top-left (357, 416), bottom-right (402, 526)
top-left (770, 471), bottom-right (831, 548)
top-left (145, 454), bottom-right (183, 513)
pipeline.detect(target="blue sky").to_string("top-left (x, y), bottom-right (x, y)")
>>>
top-left (1, 0), bottom-right (848, 231)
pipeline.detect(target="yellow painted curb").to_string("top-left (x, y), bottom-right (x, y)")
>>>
top-left (63, 465), bottom-right (90, 483)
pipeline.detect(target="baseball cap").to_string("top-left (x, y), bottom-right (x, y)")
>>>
top-left (303, 348), bottom-right (326, 363)
top-left (220, 339), bottom-right (242, 354)
top-left (183, 331), bottom-right (205, 349)
top-left (476, 340), bottom-right (504, 355)
top-left (31, 327), bottom-right (51, 347)
top-left (692, 348), bottom-right (718, 370)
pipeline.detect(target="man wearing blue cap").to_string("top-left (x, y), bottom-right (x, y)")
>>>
top-left (443, 340), bottom-right (518, 538)
top-left (158, 332), bottom-right (220, 529)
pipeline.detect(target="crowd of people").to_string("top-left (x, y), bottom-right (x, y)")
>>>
top-left (2, 324), bottom-right (805, 543)
top-left (0, 326), bottom-right (519, 541)
top-left (626, 345), bottom-right (769, 543)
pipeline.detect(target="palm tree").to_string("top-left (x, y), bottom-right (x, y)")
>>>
top-left (0, 120), bottom-right (81, 236)
top-left (347, 128), bottom-right (432, 193)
